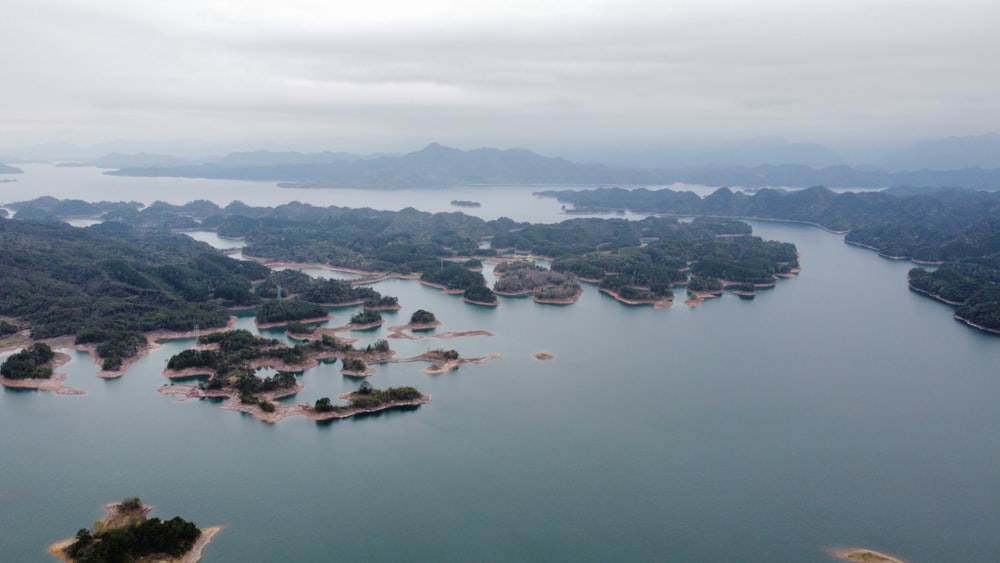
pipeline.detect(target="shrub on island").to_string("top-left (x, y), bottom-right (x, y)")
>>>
top-left (350, 309), bottom-right (382, 325)
top-left (463, 285), bottom-right (497, 303)
top-left (342, 358), bottom-right (368, 372)
top-left (0, 321), bottom-right (18, 337)
top-left (410, 309), bottom-right (436, 324)
top-left (285, 321), bottom-right (316, 335)
top-left (0, 343), bottom-right (55, 379)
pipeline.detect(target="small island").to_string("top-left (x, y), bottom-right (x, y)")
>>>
top-left (831, 548), bottom-right (905, 563)
top-left (309, 380), bottom-right (430, 420)
top-left (534, 351), bottom-right (554, 360)
top-left (49, 497), bottom-right (221, 563)
top-left (493, 260), bottom-right (583, 304)
top-left (0, 343), bottom-right (82, 395)
top-left (341, 356), bottom-right (376, 377)
top-left (347, 308), bottom-right (384, 330)
top-left (407, 309), bottom-right (441, 330)
top-left (450, 199), bottom-right (481, 208)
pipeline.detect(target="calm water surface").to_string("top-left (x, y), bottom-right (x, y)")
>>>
top-left (0, 167), bottom-right (997, 562)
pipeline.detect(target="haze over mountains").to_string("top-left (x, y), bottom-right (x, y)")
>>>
top-left (3, 134), bottom-right (1000, 190)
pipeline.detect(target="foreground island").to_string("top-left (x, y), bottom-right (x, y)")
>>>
top-left (49, 497), bottom-right (221, 563)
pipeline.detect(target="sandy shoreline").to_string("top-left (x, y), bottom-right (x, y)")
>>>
top-left (0, 352), bottom-right (83, 394)
top-left (598, 287), bottom-right (674, 309)
top-left (407, 352), bottom-right (503, 375)
top-left (160, 381), bottom-right (431, 423)
top-left (383, 319), bottom-right (494, 341)
top-left (419, 280), bottom-right (467, 294)
top-left (533, 287), bottom-right (584, 305)
top-left (340, 366), bottom-right (377, 377)
top-left (684, 289), bottom-right (724, 308)
top-left (954, 314), bottom-right (1000, 335)
top-left (254, 315), bottom-right (332, 330)
top-left (907, 283), bottom-right (964, 306)
top-left (829, 547), bottom-right (905, 563)
top-left (48, 501), bottom-right (222, 563)
top-left (461, 297), bottom-right (500, 306)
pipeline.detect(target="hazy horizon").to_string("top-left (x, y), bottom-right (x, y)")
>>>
top-left (3, 1), bottom-right (998, 155)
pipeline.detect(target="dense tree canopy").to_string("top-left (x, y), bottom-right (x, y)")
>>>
top-left (0, 343), bottom-right (55, 379)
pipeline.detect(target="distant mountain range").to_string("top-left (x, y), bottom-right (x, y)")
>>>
top-left (106, 143), bottom-right (650, 188)
top-left (105, 142), bottom-right (1000, 190)
top-left (0, 163), bottom-right (22, 174)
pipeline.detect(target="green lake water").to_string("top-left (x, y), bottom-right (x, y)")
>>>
top-left (1, 167), bottom-right (999, 562)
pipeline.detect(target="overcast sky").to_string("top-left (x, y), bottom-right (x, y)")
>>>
top-left (2, 0), bottom-right (998, 153)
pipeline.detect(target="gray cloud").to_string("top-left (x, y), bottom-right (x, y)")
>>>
top-left (2, 0), bottom-right (999, 151)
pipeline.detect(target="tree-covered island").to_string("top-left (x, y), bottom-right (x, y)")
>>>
top-left (493, 260), bottom-right (583, 304)
top-left (0, 342), bottom-right (84, 394)
top-left (310, 380), bottom-right (430, 420)
top-left (403, 309), bottom-right (441, 331)
top-left (49, 497), bottom-right (221, 563)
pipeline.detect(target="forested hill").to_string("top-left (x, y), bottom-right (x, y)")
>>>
top-left (540, 185), bottom-right (1000, 332)
top-left (0, 218), bottom-right (270, 340)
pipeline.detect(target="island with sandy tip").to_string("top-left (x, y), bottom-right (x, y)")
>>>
top-left (830, 547), bottom-right (905, 563)
top-left (49, 497), bottom-right (221, 563)
top-left (598, 287), bottom-right (674, 309)
top-left (0, 343), bottom-right (84, 395)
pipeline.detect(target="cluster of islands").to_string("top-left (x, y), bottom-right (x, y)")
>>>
top-left (0, 196), bottom-right (807, 427)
